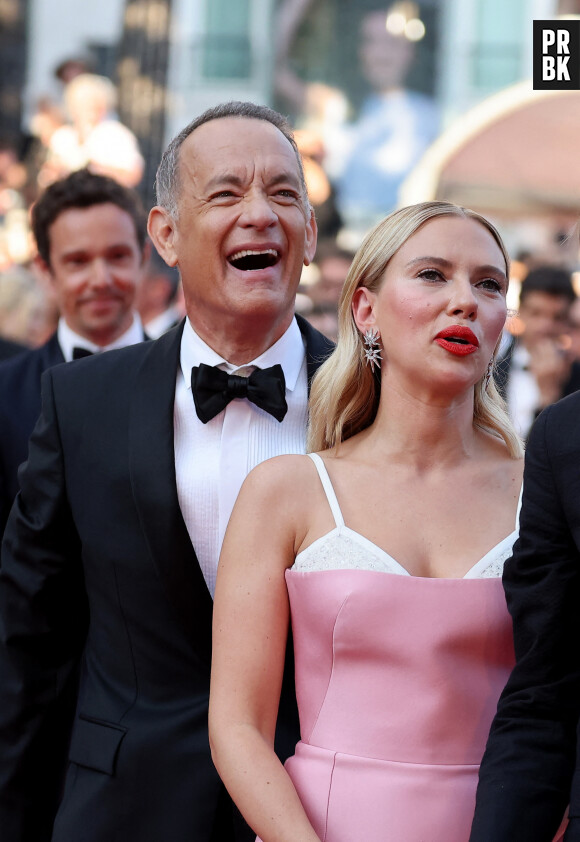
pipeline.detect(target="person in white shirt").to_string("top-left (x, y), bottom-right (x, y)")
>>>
top-left (0, 101), bottom-right (332, 842)
top-left (495, 265), bottom-right (579, 439)
top-left (42, 73), bottom-right (144, 188)
top-left (0, 167), bottom-right (149, 533)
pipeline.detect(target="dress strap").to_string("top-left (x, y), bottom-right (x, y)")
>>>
top-left (307, 453), bottom-right (345, 528)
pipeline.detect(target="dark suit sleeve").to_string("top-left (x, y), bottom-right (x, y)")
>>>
top-left (0, 427), bottom-right (9, 537)
top-left (0, 369), bottom-right (88, 842)
top-left (470, 404), bottom-right (580, 842)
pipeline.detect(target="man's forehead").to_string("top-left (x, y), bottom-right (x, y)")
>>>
top-left (521, 291), bottom-right (570, 312)
top-left (187, 115), bottom-right (291, 144)
top-left (180, 117), bottom-right (300, 176)
top-left (52, 202), bottom-right (132, 225)
top-left (49, 203), bottom-right (140, 246)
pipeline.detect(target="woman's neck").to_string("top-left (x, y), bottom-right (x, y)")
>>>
top-left (360, 381), bottom-right (480, 471)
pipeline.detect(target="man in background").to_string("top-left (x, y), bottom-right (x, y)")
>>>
top-left (0, 168), bottom-right (148, 532)
top-left (495, 264), bottom-right (580, 439)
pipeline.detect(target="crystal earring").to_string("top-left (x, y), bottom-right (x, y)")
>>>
top-left (484, 356), bottom-right (494, 389)
top-left (363, 328), bottom-right (382, 372)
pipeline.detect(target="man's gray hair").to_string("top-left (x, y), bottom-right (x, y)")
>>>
top-left (154, 101), bottom-right (309, 218)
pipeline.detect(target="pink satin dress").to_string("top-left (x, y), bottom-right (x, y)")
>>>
top-left (277, 453), bottom-right (526, 842)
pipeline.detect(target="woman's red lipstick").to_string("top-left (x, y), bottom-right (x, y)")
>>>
top-left (435, 326), bottom-right (479, 356)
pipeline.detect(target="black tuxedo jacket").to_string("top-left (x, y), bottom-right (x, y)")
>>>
top-left (470, 390), bottom-right (580, 842)
top-left (0, 333), bottom-right (65, 534)
top-left (0, 337), bottom-right (26, 362)
top-left (0, 316), bottom-right (333, 842)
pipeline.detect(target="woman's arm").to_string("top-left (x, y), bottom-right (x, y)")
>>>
top-left (209, 456), bottom-right (321, 842)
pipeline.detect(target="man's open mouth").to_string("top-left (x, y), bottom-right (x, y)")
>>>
top-left (228, 248), bottom-right (279, 271)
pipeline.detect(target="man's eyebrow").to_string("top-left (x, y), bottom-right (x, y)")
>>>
top-left (60, 248), bottom-right (89, 258)
top-left (204, 173), bottom-right (245, 191)
top-left (266, 172), bottom-right (302, 188)
top-left (60, 243), bottom-right (133, 259)
top-left (204, 171), bottom-right (302, 191)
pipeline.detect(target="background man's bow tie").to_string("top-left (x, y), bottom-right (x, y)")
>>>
top-left (72, 347), bottom-right (95, 360)
top-left (191, 363), bottom-right (287, 424)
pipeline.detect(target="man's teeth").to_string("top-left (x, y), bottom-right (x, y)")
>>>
top-left (229, 248), bottom-right (278, 262)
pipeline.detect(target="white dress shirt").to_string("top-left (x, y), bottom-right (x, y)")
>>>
top-left (507, 343), bottom-right (539, 439)
top-left (174, 317), bottom-right (308, 596)
top-left (57, 313), bottom-right (145, 362)
top-left (143, 306), bottom-right (181, 339)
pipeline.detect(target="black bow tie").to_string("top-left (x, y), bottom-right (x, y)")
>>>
top-left (72, 347), bottom-right (94, 360)
top-left (191, 363), bottom-right (287, 424)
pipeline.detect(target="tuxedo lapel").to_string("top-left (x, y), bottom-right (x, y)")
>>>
top-left (296, 314), bottom-right (335, 391)
top-left (42, 333), bottom-right (66, 367)
top-left (129, 321), bottom-right (213, 668)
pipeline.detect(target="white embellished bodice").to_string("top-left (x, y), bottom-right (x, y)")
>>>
top-left (292, 453), bottom-right (521, 579)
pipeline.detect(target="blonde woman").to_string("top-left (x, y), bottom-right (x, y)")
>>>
top-left (209, 202), bottom-right (535, 842)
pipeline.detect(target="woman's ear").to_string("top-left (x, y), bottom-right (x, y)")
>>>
top-left (352, 286), bottom-right (377, 335)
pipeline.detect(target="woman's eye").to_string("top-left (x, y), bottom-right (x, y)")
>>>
top-left (418, 268), bottom-right (444, 282)
top-left (478, 278), bottom-right (502, 292)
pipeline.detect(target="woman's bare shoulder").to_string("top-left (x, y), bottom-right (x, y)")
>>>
top-left (239, 454), bottom-right (320, 509)
top-left (246, 452), bottom-right (315, 483)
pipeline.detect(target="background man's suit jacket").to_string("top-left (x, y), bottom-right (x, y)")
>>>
top-left (0, 337), bottom-right (26, 362)
top-left (0, 316), bottom-right (333, 842)
top-left (470, 390), bottom-right (580, 842)
top-left (0, 333), bottom-right (64, 533)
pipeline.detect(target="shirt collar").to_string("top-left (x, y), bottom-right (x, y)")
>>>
top-left (58, 313), bottom-right (145, 362)
top-left (180, 316), bottom-right (305, 392)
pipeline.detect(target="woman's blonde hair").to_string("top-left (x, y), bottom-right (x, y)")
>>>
top-left (307, 201), bottom-right (523, 458)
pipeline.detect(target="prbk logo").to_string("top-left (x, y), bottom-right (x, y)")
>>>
top-left (533, 20), bottom-right (580, 89)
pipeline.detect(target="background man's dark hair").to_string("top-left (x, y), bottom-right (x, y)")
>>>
top-left (32, 168), bottom-right (148, 265)
top-left (520, 265), bottom-right (576, 305)
top-left (155, 100), bottom-right (308, 217)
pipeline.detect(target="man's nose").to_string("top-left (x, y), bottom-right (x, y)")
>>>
top-left (89, 258), bottom-right (113, 287)
top-left (239, 191), bottom-right (277, 228)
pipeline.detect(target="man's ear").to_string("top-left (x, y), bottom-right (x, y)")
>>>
top-left (303, 209), bottom-right (318, 267)
top-left (147, 206), bottom-right (179, 268)
top-left (351, 286), bottom-right (377, 334)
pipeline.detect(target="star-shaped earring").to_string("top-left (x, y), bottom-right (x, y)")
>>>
top-left (363, 328), bottom-right (382, 372)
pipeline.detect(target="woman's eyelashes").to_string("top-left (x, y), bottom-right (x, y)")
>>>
top-left (417, 268), bottom-right (445, 282)
top-left (417, 268), bottom-right (504, 293)
top-left (477, 278), bottom-right (503, 293)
